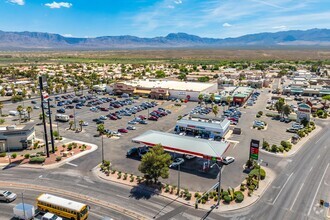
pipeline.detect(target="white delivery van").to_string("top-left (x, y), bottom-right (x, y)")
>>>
top-left (55, 114), bottom-right (70, 122)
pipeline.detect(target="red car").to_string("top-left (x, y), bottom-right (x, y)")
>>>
top-left (148, 116), bottom-right (158, 121)
top-left (100, 107), bottom-right (109, 111)
top-left (139, 115), bottom-right (147, 120)
top-left (69, 114), bottom-right (74, 118)
top-left (118, 128), bottom-right (128, 133)
top-left (109, 115), bottom-right (117, 120)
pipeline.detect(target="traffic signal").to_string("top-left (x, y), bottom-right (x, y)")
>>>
top-left (320, 200), bottom-right (324, 207)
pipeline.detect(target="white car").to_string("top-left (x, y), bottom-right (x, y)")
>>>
top-left (33, 105), bottom-right (40, 109)
top-left (221, 156), bottom-right (235, 165)
top-left (82, 122), bottom-right (89, 126)
top-left (99, 115), bottom-right (107, 120)
top-left (184, 154), bottom-right (196, 160)
top-left (127, 125), bottom-right (136, 130)
top-left (0, 190), bottom-right (17, 202)
top-left (169, 158), bottom-right (185, 168)
top-left (128, 120), bottom-right (137, 125)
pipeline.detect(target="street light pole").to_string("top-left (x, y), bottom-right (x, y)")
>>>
top-left (178, 163), bottom-right (181, 196)
top-left (101, 134), bottom-right (104, 163)
top-left (47, 99), bottom-right (55, 153)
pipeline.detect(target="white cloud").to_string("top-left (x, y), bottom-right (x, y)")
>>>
top-left (45, 2), bottom-right (72, 9)
top-left (62, 34), bottom-right (73, 37)
top-left (223, 23), bottom-right (232, 27)
top-left (167, 5), bottom-right (175, 9)
top-left (272, 25), bottom-right (287, 29)
top-left (8, 0), bottom-right (24, 5)
top-left (174, 0), bottom-right (182, 4)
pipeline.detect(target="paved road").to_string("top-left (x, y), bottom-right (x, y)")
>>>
top-left (219, 119), bottom-right (330, 220)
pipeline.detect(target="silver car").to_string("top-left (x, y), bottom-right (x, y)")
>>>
top-left (0, 190), bottom-right (17, 202)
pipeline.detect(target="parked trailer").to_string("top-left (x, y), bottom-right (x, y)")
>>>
top-left (55, 114), bottom-right (69, 122)
top-left (13, 203), bottom-right (62, 220)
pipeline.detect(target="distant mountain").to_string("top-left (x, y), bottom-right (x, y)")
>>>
top-left (0, 28), bottom-right (329, 50)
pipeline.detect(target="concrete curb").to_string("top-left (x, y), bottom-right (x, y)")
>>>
top-left (93, 165), bottom-right (276, 212)
top-left (1, 141), bottom-right (98, 170)
top-left (260, 125), bottom-right (322, 158)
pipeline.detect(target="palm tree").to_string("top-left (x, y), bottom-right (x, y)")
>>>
top-left (79, 120), bottom-right (84, 131)
top-left (210, 93), bottom-right (215, 107)
top-left (0, 101), bottom-right (3, 116)
top-left (282, 104), bottom-right (291, 118)
top-left (16, 105), bottom-right (23, 123)
top-left (74, 87), bottom-right (78, 95)
top-left (97, 124), bottom-right (105, 135)
top-left (69, 120), bottom-right (74, 130)
top-left (26, 106), bottom-right (33, 121)
top-left (198, 93), bottom-right (204, 107)
top-left (212, 105), bottom-right (219, 117)
top-left (226, 96), bottom-right (233, 107)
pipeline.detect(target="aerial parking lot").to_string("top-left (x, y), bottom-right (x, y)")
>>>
top-left (1, 86), bottom-right (318, 192)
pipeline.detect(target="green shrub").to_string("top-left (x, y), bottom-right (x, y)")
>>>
top-left (278, 146), bottom-right (284, 153)
top-left (240, 185), bottom-right (246, 191)
top-left (271, 144), bottom-right (278, 152)
top-left (258, 111), bottom-right (263, 115)
top-left (0, 152), bottom-right (7, 157)
top-left (165, 185), bottom-right (170, 193)
top-left (67, 146), bottom-right (72, 151)
top-left (223, 195), bottom-right (232, 203)
top-left (24, 154), bottom-right (30, 159)
top-left (260, 169), bottom-right (266, 180)
top-left (310, 121), bottom-right (315, 126)
top-left (194, 192), bottom-right (200, 198)
top-left (234, 191), bottom-right (244, 203)
top-left (111, 169), bottom-right (116, 174)
top-left (222, 190), bottom-right (229, 198)
top-left (262, 141), bottom-right (269, 149)
top-left (185, 193), bottom-right (192, 200)
top-left (256, 114), bottom-right (261, 118)
top-left (123, 173), bottom-right (128, 180)
top-left (117, 172), bottom-right (122, 179)
top-left (130, 176), bottom-right (134, 182)
top-left (29, 157), bottom-right (45, 164)
top-left (56, 156), bottom-right (62, 161)
top-left (11, 153), bottom-right (17, 159)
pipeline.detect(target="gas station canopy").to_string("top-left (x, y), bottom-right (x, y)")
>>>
top-left (132, 130), bottom-right (230, 161)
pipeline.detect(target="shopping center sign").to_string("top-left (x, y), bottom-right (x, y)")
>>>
top-left (249, 139), bottom-right (260, 160)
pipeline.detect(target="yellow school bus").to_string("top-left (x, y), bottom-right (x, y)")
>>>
top-left (37, 193), bottom-right (89, 220)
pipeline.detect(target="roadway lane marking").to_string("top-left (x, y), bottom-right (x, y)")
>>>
top-left (315, 137), bottom-right (321, 144)
top-left (0, 173), bottom-right (14, 176)
top-left (116, 194), bottom-right (129, 200)
top-left (308, 163), bottom-right (329, 216)
top-left (76, 183), bottom-right (89, 188)
top-left (309, 166), bottom-right (313, 174)
top-left (290, 183), bottom-right (304, 211)
top-left (66, 162), bottom-right (78, 167)
top-left (317, 155), bottom-right (320, 159)
top-left (272, 172), bottom-right (294, 205)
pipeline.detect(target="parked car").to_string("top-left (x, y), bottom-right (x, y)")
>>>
top-left (169, 158), bottom-right (184, 168)
top-left (82, 121), bottom-right (89, 126)
top-left (96, 120), bottom-right (104, 124)
top-left (33, 105), bottom-right (40, 109)
top-left (126, 147), bottom-right (139, 157)
top-left (128, 120), bottom-right (137, 125)
top-left (118, 128), bottom-right (128, 133)
top-left (286, 128), bottom-right (298, 133)
top-left (139, 120), bottom-right (148, 124)
top-left (148, 116), bottom-right (158, 121)
top-left (127, 125), bottom-right (136, 130)
top-left (184, 154), bottom-right (196, 160)
top-left (221, 156), bottom-right (235, 165)
top-left (0, 190), bottom-right (17, 202)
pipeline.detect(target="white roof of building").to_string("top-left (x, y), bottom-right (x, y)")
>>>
top-left (121, 79), bottom-right (215, 92)
top-left (37, 194), bottom-right (85, 212)
top-left (177, 118), bottom-right (230, 133)
top-left (132, 130), bottom-right (230, 160)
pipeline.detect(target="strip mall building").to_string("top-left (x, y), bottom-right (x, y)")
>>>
top-left (113, 79), bottom-right (217, 101)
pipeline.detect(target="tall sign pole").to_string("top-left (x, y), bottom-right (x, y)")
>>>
top-left (39, 76), bottom-right (50, 157)
top-left (47, 99), bottom-right (55, 153)
top-left (249, 139), bottom-right (260, 160)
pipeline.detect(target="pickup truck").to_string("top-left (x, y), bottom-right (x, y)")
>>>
top-left (13, 203), bottom-right (62, 220)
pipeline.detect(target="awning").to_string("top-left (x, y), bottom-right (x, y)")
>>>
top-left (134, 89), bottom-right (151, 94)
top-left (132, 130), bottom-right (230, 161)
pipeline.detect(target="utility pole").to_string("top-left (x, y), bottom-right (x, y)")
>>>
top-left (47, 99), bottom-right (55, 153)
top-left (73, 107), bottom-right (76, 130)
top-left (39, 76), bottom-right (49, 158)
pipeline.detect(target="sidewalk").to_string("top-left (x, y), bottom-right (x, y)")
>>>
top-left (94, 165), bottom-right (276, 212)
top-left (0, 140), bottom-right (98, 170)
top-left (261, 125), bottom-right (322, 158)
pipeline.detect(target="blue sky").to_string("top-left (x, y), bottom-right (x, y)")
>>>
top-left (1, 0), bottom-right (330, 38)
